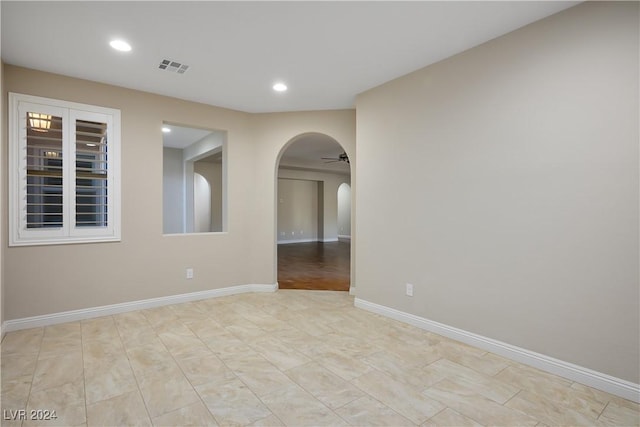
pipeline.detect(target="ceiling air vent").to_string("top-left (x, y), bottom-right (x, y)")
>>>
top-left (158, 59), bottom-right (189, 74)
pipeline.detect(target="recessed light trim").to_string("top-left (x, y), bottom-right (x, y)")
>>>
top-left (273, 82), bottom-right (288, 92)
top-left (162, 127), bottom-right (171, 133)
top-left (110, 39), bottom-right (132, 52)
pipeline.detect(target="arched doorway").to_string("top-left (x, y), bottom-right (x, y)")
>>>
top-left (275, 133), bottom-right (351, 291)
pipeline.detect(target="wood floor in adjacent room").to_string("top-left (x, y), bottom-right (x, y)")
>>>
top-left (1, 290), bottom-right (638, 426)
top-left (277, 241), bottom-right (350, 291)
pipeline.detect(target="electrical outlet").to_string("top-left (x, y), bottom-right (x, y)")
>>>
top-left (406, 283), bottom-right (413, 297)
top-left (186, 268), bottom-right (194, 279)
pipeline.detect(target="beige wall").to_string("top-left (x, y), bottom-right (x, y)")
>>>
top-left (162, 147), bottom-right (184, 234)
top-left (337, 183), bottom-right (351, 237)
top-left (1, 61), bottom-right (4, 331)
top-left (249, 111), bottom-right (356, 286)
top-left (355, 2), bottom-right (639, 383)
top-left (278, 168), bottom-right (351, 242)
top-left (2, 66), bottom-right (356, 320)
top-left (194, 161), bottom-right (223, 233)
top-left (277, 178), bottom-right (319, 242)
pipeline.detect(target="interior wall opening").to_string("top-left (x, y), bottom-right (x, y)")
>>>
top-left (275, 133), bottom-right (351, 291)
top-left (162, 123), bottom-right (226, 234)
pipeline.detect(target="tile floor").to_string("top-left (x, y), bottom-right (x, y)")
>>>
top-left (1, 290), bottom-right (638, 427)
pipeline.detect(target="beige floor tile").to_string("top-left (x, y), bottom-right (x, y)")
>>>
top-left (248, 414), bottom-right (285, 426)
top-left (351, 369), bottom-right (445, 424)
top-left (285, 362), bottom-right (364, 410)
top-left (226, 322), bottom-right (269, 341)
top-left (505, 390), bottom-right (605, 426)
top-left (38, 336), bottom-right (82, 359)
top-left (494, 364), bottom-right (574, 397)
top-left (158, 329), bottom-right (213, 360)
top-left (81, 316), bottom-right (121, 343)
top-left (1, 375), bottom-right (33, 415)
top-left (86, 390), bottom-right (151, 427)
top-left (151, 401), bottom-right (218, 426)
top-left (289, 314), bottom-right (337, 337)
top-left (437, 339), bottom-right (488, 359)
top-left (196, 377), bottom-right (272, 426)
top-left (437, 344), bottom-right (511, 377)
top-left (185, 317), bottom-right (227, 339)
top-left (141, 306), bottom-right (180, 330)
top-left (24, 379), bottom-right (85, 426)
top-left (139, 366), bottom-right (187, 392)
top-left (1, 328), bottom-right (43, 355)
top-left (423, 379), bottom-right (538, 426)
top-left (317, 349), bottom-right (373, 381)
top-left (176, 353), bottom-right (236, 386)
top-left (271, 328), bottom-right (330, 359)
top-left (237, 367), bottom-right (296, 397)
top-left (249, 335), bottom-right (311, 371)
top-left (423, 407), bottom-right (483, 426)
top-left (571, 382), bottom-right (640, 412)
top-left (385, 342), bottom-right (442, 367)
top-left (126, 340), bottom-right (181, 383)
top-left (43, 322), bottom-right (81, 339)
top-left (31, 352), bottom-right (83, 393)
top-left (261, 384), bottom-right (347, 426)
top-left (361, 350), bottom-right (439, 387)
top-left (139, 375), bottom-right (200, 418)
top-left (201, 331), bottom-right (259, 360)
top-left (599, 401), bottom-right (640, 426)
top-left (169, 302), bottom-right (209, 323)
top-left (82, 337), bottom-right (126, 362)
top-left (118, 327), bottom-right (161, 349)
top-left (113, 310), bottom-right (151, 327)
top-left (236, 310), bottom-right (291, 333)
top-left (336, 395), bottom-right (415, 426)
top-left (2, 353), bottom-right (38, 381)
top-left (222, 353), bottom-right (275, 374)
top-left (517, 380), bottom-right (607, 420)
top-left (113, 311), bottom-right (153, 333)
top-left (423, 359), bottom-right (520, 404)
top-left (84, 353), bottom-right (138, 404)
top-left (2, 291), bottom-right (635, 427)
top-left (320, 332), bottom-right (381, 358)
top-left (209, 307), bottom-right (249, 325)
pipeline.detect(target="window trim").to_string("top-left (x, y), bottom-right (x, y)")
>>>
top-left (9, 92), bottom-right (121, 246)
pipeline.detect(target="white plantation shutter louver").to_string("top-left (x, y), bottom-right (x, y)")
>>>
top-left (10, 93), bottom-right (121, 246)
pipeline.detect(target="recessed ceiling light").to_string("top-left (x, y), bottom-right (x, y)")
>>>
top-left (109, 39), bottom-right (132, 52)
top-left (273, 82), bottom-right (288, 92)
top-left (162, 127), bottom-right (171, 133)
top-left (86, 143), bottom-right (97, 147)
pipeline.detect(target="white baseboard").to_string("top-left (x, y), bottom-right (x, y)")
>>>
top-left (2, 283), bottom-right (278, 333)
top-left (277, 238), bottom-right (317, 244)
top-left (277, 238), bottom-right (339, 244)
top-left (349, 286), bottom-right (356, 296)
top-left (354, 298), bottom-right (640, 403)
top-left (338, 235), bottom-right (351, 241)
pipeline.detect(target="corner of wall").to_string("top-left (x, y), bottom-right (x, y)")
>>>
top-left (1, 60), bottom-right (5, 339)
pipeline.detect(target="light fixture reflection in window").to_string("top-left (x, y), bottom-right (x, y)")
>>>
top-left (28, 112), bottom-right (52, 132)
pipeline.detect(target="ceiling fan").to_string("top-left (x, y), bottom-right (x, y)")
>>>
top-left (322, 151), bottom-right (350, 164)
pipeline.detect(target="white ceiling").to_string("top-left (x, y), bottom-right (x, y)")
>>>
top-left (162, 124), bottom-right (215, 149)
top-left (280, 133), bottom-right (350, 174)
top-left (1, 1), bottom-right (578, 114)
